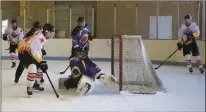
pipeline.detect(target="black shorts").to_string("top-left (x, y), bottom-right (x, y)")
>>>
top-left (18, 52), bottom-right (39, 69)
top-left (9, 44), bottom-right (18, 53)
top-left (183, 42), bottom-right (200, 56)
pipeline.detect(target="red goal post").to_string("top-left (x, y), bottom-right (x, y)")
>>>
top-left (111, 35), bottom-right (165, 94)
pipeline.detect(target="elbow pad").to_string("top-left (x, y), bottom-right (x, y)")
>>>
top-left (193, 33), bottom-right (199, 38)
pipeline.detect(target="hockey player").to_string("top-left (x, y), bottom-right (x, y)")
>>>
top-left (69, 17), bottom-right (93, 59)
top-left (2, 20), bottom-right (24, 68)
top-left (18, 23), bottom-right (55, 96)
top-left (177, 14), bottom-right (204, 73)
top-left (64, 48), bottom-right (117, 96)
top-left (14, 21), bottom-right (45, 84)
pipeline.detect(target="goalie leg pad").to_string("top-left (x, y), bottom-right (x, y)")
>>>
top-left (76, 75), bottom-right (94, 96)
top-left (99, 73), bottom-right (117, 88)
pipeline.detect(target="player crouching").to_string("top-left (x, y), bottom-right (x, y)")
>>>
top-left (177, 14), bottom-right (204, 74)
top-left (18, 23), bottom-right (55, 97)
top-left (60, 47), bottom-right (117, 96)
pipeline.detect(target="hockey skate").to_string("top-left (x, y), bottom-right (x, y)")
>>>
top-left (33, 81), bottom-right (44, 91)
top-left (199, 68), bottom-right (204, 74)
top-left (11, 62), bottom-right (16, 68)
top-left (27, 87), bottom-right (33, 97)
top-left (40, 77), bottom-right (44, 84)
top-left (189, 67), bottom-right (193, 73)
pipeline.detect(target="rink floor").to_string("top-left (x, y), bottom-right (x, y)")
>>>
top-left (1, 60), bottom-right (205, 111)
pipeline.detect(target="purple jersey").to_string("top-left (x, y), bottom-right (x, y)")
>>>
top-left (70, 58), bottom-right (101, 79)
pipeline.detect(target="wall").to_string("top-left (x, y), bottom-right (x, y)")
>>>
top-left (1, 39), bottom-right (205, 65)
top-left (1, 1), bottom-right (204, 39)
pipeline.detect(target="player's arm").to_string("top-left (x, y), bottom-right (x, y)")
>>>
top-left (177, 26), bottom-right (183, 50)
top-left (192, 23), bottom-right (200, 38)
top-left (18, 28), bottom-right (24, 42)
top-left (71, 27), bottom-right (81, 48)
top-left (30, 37), bottom-right (44, 63)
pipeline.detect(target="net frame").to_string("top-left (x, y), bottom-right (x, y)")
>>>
top-left (111, 35), bottom-right (164, 94)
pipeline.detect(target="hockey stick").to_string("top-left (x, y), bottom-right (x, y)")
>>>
top-left (44, 71), bottom-right (59, 98)
top-left (58, 39), bottom-right (90, 74)
top-left (155, 48), bottom-right (179, 70)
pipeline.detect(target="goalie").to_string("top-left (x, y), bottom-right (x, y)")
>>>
top-left (63, 48), bottom-right (117, 96)
top-left (177, 14), bottom-right (204, 73)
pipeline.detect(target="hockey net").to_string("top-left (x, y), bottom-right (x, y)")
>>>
top-left (111, 35), bottom-right (164, 94)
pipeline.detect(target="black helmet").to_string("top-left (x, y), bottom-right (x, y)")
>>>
top-left (11, 20), bottom-right (17, 24)
top-left (184, 14), bottom-right (192, 20)
top-left (77, 17), bottom-right (85, 22)
top-left (43, 23), bottom-right (54, 32)
top-left (33, 21), bottom-right (41, 29)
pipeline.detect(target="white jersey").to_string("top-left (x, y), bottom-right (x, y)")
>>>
top-left (4, 27), bottom-right (24, 45)
top-left (178, 22), bottom-right (200, 42)
top-left (18, 31), bottom-right (47, 63)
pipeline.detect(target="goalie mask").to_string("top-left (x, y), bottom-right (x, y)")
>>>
top-left (43, 23), bottom-right (55, 39)
top-left (184, 14), bottom-right (192, 27)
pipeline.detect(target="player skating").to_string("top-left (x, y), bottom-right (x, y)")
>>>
top-left (2, 20), bottom-right (24, 68)
top-left (18, 23), bottom-right (55, 97)
top-left (14, 21), bottom-right (45, 84)
top-left (177, 14), bottom-right (204, 73)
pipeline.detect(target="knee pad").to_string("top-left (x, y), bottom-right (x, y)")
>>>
top-left (28, 64), bottom-right (37, 73)
top-left (185, 54), bottom-right (191, 60)
top-left (76, 75), bottom-right (94, 96)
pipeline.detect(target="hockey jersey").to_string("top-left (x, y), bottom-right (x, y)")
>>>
top-left (18, 31), bottom-right (47, 63)
top-left (178, 22), bottom-right (200, 43)
top-left (4, 27), bottom-right (24, 45)
top-left (71, 24), bottom-right (89, 48)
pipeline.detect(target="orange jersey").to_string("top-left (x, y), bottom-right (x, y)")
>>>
top-left (18, 31), bottom-right (47, 63)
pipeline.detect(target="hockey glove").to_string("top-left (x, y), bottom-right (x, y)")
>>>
top-left (88, 32), bottom-right (93, 41)
top-left (39, 61), bottom-right (48, 73)
top-left (41, 49), bottom-right (46, 56)
top-left (177, 43), bottom-right (182, 51)
top-left (2, 34), bottom-right (8, 41)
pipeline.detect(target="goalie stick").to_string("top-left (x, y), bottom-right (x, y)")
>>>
top-left (58, 39), bottom-right (90, 74)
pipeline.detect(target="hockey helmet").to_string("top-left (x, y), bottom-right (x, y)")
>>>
top-left (43, 23), bottom-right (55, 39)
top-left (33, 21), bottom-right (41, 29)
top-left (11, 20), bottom-right (17, 30)
top-left (77, 17), bottom-right (85, 22)
top-left (184, 14), bottom-right (192, 26)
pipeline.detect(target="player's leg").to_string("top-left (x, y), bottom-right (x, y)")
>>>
top-left (76, 75), bottom-right (94, 96)
top-left (33, 68), bottom-right (44, 91)
top-left (183, 44), bottom-right (193, 73)
top-left (26, 64), bottom-right (37, 96)
top-left (191, 42), bottom-right (204, 73)
top-left (9, 44), bottom-right (17, 68)
top-left (83, 60), bottom-right (117, 88)
top-left (14, 61), bottom-right (25, 83)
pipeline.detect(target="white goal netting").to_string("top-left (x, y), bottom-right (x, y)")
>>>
top-left (111, 35), bottom-right (164, 94)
